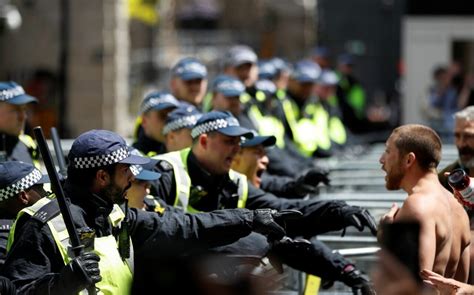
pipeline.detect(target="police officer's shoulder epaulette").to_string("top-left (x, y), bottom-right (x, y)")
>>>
top-left (158, 160), bottom-right (173, 171)
top-left (0, 219), bottom-right (13, 232)
top-left (32, 199), bottom-right (61, 224)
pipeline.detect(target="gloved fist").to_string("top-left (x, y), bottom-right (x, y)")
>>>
top-left (269, 237), bottom-right (312, 273)
top-left (60, 251), bottom-right (101, 293)
top-left (302, 168), bottom-right (330, 186)
top-left (341, 206), bottom-right (377, 236)
top-left (252, 209), bottom-right (302, 240)
top-left (287, 168), bottom-right (330, 197)
top-left (340, 265), bottom-right (375, 295)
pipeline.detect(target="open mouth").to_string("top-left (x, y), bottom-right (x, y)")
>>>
top-left (256, 168), bottom-right (264, 178)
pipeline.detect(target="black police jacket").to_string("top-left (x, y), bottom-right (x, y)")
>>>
top-left (0, 133), bottom-right (37, 165)
top-left (0, 218), bottom-right (13, 268)
top-left (1, 181), bottom-right (258, 293)
top-left (154, 151), bottom-right (354, 238)
top-left (132, 128), bottom-right (167, 156)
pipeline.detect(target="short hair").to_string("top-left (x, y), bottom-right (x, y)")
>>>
top-left (454, 106), bottom-right (474, 121)
top-left (392, 124), bottom-right (442, 170)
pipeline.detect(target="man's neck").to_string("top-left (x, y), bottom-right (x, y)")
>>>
top-left (402, 169), bottom-right (438, 195)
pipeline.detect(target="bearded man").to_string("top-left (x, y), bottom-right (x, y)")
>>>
top-left (378, 124), bottom-right (471, 282)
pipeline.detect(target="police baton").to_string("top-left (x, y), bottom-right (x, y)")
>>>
top-left (50, 127), bottom-right (68, 178)
top-left (33, 126), bottom-right (97, 295)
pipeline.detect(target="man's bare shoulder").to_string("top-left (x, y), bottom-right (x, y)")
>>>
top-left (398, 193), bottom-right (435, 221)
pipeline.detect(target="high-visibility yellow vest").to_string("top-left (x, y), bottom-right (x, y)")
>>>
top-left (19, 134), bottom-right (40, 169)
top-left (247, 104), bottom-right (286, 149)
top-left (8, 197), bottom-right (133, 295)
top-left (337, 73), bottom-right (366, 120)
top-left (154, 148), bottom-right (248, 212)
top-left (281, 98), bottom-right (346, 156)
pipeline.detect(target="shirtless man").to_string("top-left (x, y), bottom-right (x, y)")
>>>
top-left (379, 124), bottom-right (471, 282)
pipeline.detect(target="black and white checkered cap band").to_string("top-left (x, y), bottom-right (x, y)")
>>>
top-left (0, 169), bottom-right (42, 202)
top-left (163, 114), bottom-right (201, 135)
top-left (140, 94), bottom-right (177, 114)
top-left (0, 85), bottom-right (25, 101)
top-left (191, 117), bottom-right (239, 138)
top-left (130, 164), bottom-right (142, 176)
top-left (72, 147), bottom-right (129, 169)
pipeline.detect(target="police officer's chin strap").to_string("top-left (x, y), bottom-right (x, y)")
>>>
top-left (118, 199), bottom-right (131, 260)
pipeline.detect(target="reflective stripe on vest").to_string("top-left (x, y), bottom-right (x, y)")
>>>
top-left (8, 197), bottom-right (133, 295)
top-left (282, 99), bottom-right (346, 156)
top-left (18, 134), bottom-right (40, 169)
top-left (154, 148), bottom-right (248, 212)
top-left (248, 104), bottom-right (286, 149)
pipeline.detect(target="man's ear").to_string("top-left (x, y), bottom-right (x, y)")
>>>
top-left (96, 169), bottom-right (110, 188)
top-left (405, 152), bottom-right (416, 168)
top-left (18, 191), bottom-right (29, 205)
top-left (199, 134), bottom-right (208, 149)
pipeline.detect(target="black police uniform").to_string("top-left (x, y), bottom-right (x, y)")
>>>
top-left (132, 127), bottom-right (167, 156)
top-left (1, 181), bottom-right (264, 293)
top-left (0, 133), bottom-right (38, 165)
top-left (152, 151), bottom-right (375, 289)
top-left (0, 219), bottom-right (12, 267)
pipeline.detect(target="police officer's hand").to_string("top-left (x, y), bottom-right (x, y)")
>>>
top-left (341, 206), bottom-right (377, 236)
top-left (60, 251), bottom-right (101, 293)
top-left (252, 209), bottom-right (301, 240)
top-left (288, 168), bottom-right (330, 197)
top-left (340, 265), bottom-right (375, 295)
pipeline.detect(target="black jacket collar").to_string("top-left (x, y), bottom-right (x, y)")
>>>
top-left (132, 130), bottom-right (167, 155)
top-left (63, 181), bottom-right (114, 235)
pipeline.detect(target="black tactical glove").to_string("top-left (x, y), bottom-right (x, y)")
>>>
top-left (291, 168), bottom-right (330, 197)
top-left (59, 251), bottom-right (101, 293)
top-left (252, 209), bottom-right (302, 240)
top-left (340, 265), bottom-right (375, 295)
top-left (340, 206), bottom-right (377, 236)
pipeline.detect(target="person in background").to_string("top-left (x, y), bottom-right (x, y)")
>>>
top-left (0, 82), bottom-right (40, 167)
top-left (169, 57), bottom-right (208, 107)
top-left (133, 91), bottom-right (180, 156)
top-left (163, 102), bottom-right (202, 152)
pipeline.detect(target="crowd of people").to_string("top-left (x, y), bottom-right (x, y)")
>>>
top-left (0, 44), bottom-right (474, 294)
top-left (426, 61), bottom-right (474, 136)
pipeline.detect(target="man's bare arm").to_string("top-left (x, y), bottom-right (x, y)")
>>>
top-left (454, 242), bottom-right (470, 283)
top-left (395, 194), bottom-right (437, 271)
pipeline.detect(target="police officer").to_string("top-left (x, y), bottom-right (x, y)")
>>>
top-left (163, 102), bottom-right (202, 152)
top-left (0, 161), bottom-right (49, 266)
top-left (152, 111), bottom-right (376, 291)
top-left (211, 75), bottom-right (314, 177)
top-left (132, 91), bottom-right (180, 156)
top-left (282, 60), bottom-right (347, 158)
top-left (0, 82), bottom-right (40, 167)
top-left (169, 57), bottom-right (208, 107)
top-left (2, 129), bottom-right (293, 294)
top-left (231, 131), bottom-right (328, 198)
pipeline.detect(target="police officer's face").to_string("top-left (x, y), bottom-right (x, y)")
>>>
top-left (103, 163), bottom-right (134, 204)
top-left (232, 145), bottom-right (268, 188)
top-left (288, 80), bottom-right (314, 100)
top-left (454, 118), bottom-right (474, 169)
top-left (165, 128), bottom-right (193, 152)
top-left (379, 134), bottom-right (405, 190)
top-left (203, 133), bottom-right (241, 175)
top-left (172, 78), bottom-right (208, 106)
top-left (227, 63), bottom-right (258, 88)
top-left (0, 102), bottom-right (27, 136)
top-left (212, 93), bottom-right (241, 116)
top-left (142, 109), bottom-right (173, 142)
top-left (315, 84), bottom-right (336, 100)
